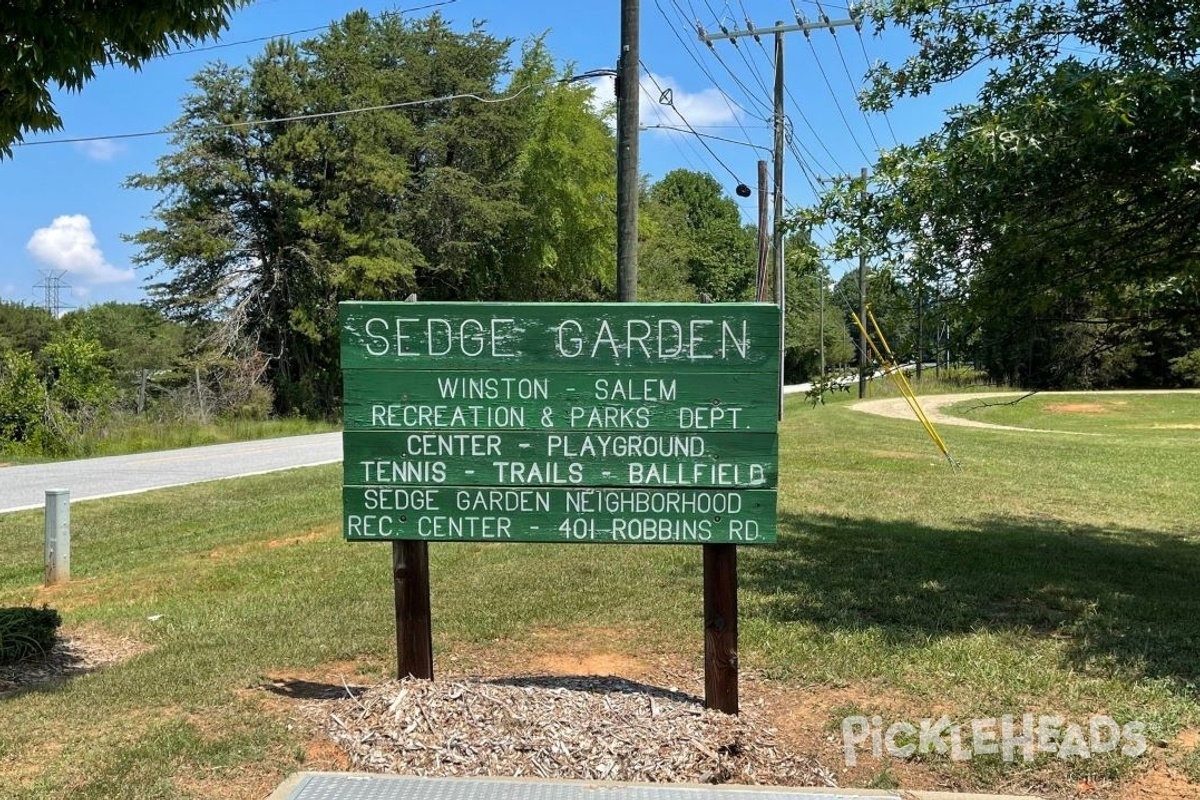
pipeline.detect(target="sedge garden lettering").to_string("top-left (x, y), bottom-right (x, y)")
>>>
top-left (340, 302), bottom-right (780, 545)
top-left (340, 303), bottom-right (779, 371)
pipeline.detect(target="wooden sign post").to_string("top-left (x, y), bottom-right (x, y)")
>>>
top-left (340, 302), bottom-right (780, 712)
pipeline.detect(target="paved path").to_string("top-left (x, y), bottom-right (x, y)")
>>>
top-left (851, 389), bottom-right (1200, 432)
top-left (850, 392), bottom-right (1036, 431)
top-left (0, 433), bottom-right (342, 514)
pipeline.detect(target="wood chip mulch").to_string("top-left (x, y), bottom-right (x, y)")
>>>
top-left (0, 632), bottom-right (151, 697)
top-left (319, 675), bottom-right (838, 787)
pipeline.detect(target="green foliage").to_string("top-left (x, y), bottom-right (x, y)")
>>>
top-left (0, 348), bottom-right (46, 446)
top-left (0, 328), bottom-right (116, 455)
top-left (0, 606), bottom-right (61, 664)
top-left (0, 301), bottom-right (56, 356)
top-left (1170, 349), bottom-right (1200, 387)
top-left (807, 1), bottom-right (1200, 388)
top-left (128, 13), bottom-right (617, 416)
top-left (61, 302), bottom-right (186, 377)
top-left (640, 169), bottom-right (757, 302)
top-left (43, 329), bottom-right (116, 414)
top-left (0, 1), bottom-right (244, 155)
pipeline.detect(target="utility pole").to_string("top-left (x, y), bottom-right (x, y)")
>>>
top-left (772, 31), bottom-right (786, 420)
top-left (857, 166), bottom-right (868, 399)
top-left (616, 0), bottom-right (639, 302)
top-left (818, 267), bottom-right (826, 376)
top-left (915, 274), bottom-right (924, 380)
top-left (755, 160), bottom-right (769, 302)
top-left (700, 13), bottom-right (860, 408)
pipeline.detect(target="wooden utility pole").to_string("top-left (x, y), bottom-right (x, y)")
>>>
top-left (616, 0), bottom-right (640, 302)
top-left (700, 14), bottom-right (860, 411)
top-left (697, 11), bottom-right (858, 717)
top-left (818, 268), bottom-right (826, 376)
top-left (772, 31), bottom-right (786, 422)
top-left (858, 166), bottom-right (869, 399)
top-left (755, 160), bottom-right (770, 302)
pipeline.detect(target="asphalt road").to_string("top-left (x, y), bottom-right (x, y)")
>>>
top-left (0, 433), bottom-right (342, 514)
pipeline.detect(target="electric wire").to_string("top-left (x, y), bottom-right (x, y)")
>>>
top-left (641, 63), bottom-right (749, 188)
top-left (818, 3), bottom-right (884, 151)
top-left (15, 85), bottom-right (534, 148)
top-left (652, 0), bottom-right (769, 151)
top-left (152, 0), bottom-right (459, 59)
top-left (803, 32), bottom-right (872, 161)
top-left (685, 1), bottom-right (842, 177)
top-left (854, 26), bottom-right (900, 143)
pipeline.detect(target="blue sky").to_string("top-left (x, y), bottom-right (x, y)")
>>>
top-left (0, 0), bottom-right (964, 310)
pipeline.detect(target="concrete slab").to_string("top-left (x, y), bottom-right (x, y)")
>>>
top-left (267, 773), bottom-right (1042, 800)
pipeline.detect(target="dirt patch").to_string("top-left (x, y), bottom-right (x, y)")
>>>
top-left (1119, 764), bottom-right (1199, 800)
top-left (532, 651), bottom-right (647, 677)
top-left (1044, 403), bottom-right (1116, 414)
top-left (0, 624), bottom-right (151, 697)
top-left (209, 524), bottom-right (336, 560)
top-left (266, 529), bottom-right (332, 549)
top-left (244, 634), bottom-right (1199, 799)
top-left (523, 626), bottom-right (654, 679)
top-left (1175, 729), bottom-right (1200, 751)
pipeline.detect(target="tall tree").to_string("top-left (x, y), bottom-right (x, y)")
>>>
top-left (641, 169), bottom-right (757, 301)
top-left (810, 1), bottom-right (1200, 387)
top-left (127, 13), bottom-right (616, 415)
top-left (1, 1), bottom-right (244, 155)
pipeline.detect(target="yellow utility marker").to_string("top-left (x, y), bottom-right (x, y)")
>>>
top-left (850, 306), bottom-right (960, 469)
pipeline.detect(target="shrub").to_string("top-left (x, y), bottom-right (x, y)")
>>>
top-left (1170, 349), bottom-right (1200, 387)
top-left (0, 606), bottom-right (62, 665)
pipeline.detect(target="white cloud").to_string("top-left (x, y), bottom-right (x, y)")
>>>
top-left (26, 215), bottom-right (134, 285)
top-left (74, 138), bottom-right (123, 161)
top-left (641, 72), bottom-right (740, 129)
top-left (584, 73), bottom-right (740, 133)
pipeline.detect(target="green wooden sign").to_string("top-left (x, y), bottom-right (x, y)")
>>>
top-left (340, 302), bottom-right (780, 545)
top-left (343, 370), bottom-right (779, 432)
top-left (340, 302), bottom-right (779, 372)
top-left (343, 486), bottom-right (776, 544)
top-left (344, 430), bottom-right (777, 488)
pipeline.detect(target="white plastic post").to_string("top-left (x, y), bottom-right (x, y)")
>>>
top-left (44, 489), bottom-right (70, 585)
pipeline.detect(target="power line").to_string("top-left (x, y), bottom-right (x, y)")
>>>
top-left (854, 27), bottom-right (900, 144)
top-left (641, 63), bottom-right (749, 187)
top-left (822, 15), bottom-right (884, 151)
top-left (803, 34), bottom-right (872, 162)
top-left (153, 0), bottom-right (459, 59)
top-left (674, 0), bottom-right (773, 118)
top-left (14, 86), bottom-right (535, 148)
top-left (643, 124), bottom-right (770, 153)
top-left (654, 0), bottom-right (770, 149)
top-left (742, 30), bottom-right (842, 178)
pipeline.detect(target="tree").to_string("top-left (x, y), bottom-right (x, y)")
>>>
top-left (1, 1), bottom-right (244, 155)
top-left (640, 169), bottom-right (757, 301)
top-left (808, 1), bottom-right (1200, 387)
top-left (128, 12), bottom-right (616, 416)
top-left (0, 301), bottom-right (57, 356)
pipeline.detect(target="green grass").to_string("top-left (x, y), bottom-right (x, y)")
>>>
top-left (942, 390), bottom-right (1200, 434)
top-left (1, 416), bottom-right (337, 464)
top-left (1, 391), bottom-right (1198, 797)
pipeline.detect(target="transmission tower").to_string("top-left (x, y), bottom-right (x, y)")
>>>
top-left (33, 270), bottom-right (72, 317)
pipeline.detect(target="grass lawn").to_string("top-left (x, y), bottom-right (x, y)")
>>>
top-left (0, 389), bottom-right (1198, 798)
top-left (0, 416), bottom-right (337, 465)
